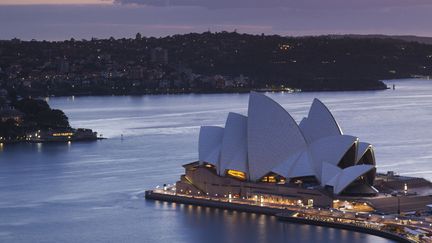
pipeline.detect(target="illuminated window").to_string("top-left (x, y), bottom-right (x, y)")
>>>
top-left (52, 132), bottom-right (74, 137)
top-left (260, 173), bottom-right (285, 183)
top-left (261, 176), bottom-right (277, 183)
top-left (226, 170), bottom-right (246, 181)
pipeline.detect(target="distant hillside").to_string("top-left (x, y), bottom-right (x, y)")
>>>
top-left (328, 34), bottom-right (432, 45)
top-left (1, 32), bottom-right (432, 96)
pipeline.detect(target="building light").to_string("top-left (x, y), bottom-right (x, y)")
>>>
top-left (226, 170), bottom-right (246, 180)
top-left (53, 132), bottom-right (74, 137)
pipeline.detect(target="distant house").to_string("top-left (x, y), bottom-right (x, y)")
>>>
top-left (150, 47), bottom-right (168, 64)
top-left (0, 89), bottom-right (7, 98)
top-left (0, 108), bottom-right (24, 123)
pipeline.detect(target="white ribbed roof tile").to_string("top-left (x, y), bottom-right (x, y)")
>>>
top-left (300, 98), bottom-right (342, 144)
top-left (247, 92), bottom-right (307, 181)
top-left (219, 112), bottom-right (248, 175)
top-left (198, 126), bottom-right (224, 167)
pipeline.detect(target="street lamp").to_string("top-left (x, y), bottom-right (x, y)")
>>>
top-left (397, 196), bottom-right (401, 215)
top-left (391, 190), bottom-right (403, 215)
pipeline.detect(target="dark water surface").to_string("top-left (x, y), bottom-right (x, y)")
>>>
top-left (3, 79), bottom-right (432, 242)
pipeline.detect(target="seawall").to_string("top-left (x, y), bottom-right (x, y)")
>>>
top-left (145, 190), bottom-right (413, 243)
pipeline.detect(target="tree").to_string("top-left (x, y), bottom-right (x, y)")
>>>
top-left (35, 109), bottom-right (70, 128)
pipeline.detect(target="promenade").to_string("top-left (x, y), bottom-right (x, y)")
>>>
top-left (146, 187), bottom-right (432, 243)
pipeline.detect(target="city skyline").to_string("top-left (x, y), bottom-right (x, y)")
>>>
top-left (0, 0), bottom-right (432, 40)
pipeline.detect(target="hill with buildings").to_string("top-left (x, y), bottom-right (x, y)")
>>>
top-left (1, 32), bottom-right (432, 96)
top-left (0, 89), bottom-right (98, 143)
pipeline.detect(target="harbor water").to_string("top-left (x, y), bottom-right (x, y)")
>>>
top-left (2, 79), bottom-right (432, 242)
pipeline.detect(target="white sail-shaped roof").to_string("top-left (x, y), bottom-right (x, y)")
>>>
top-left (356, 142), bottom-right (376, 165)
top-left (198, 126), bottom-right (224, 167)
top-left (300, 98), bottom-right (342, 144)
top-left (247, 92), bottom-right (307, 181)
top-left (195, 93), bottom-right (378, 195)
top-left (286, 150), bottom-right (316, 178)
top-left (219, 112), bottom-right (248, 175)
top-left (309, 135), bottom-right (358, 181)
top-left (356, 142), bottom-right (371, 161)
top-left (326, 164), bottom-right (375, 194)
top-left (271, 150), bottom-right (303, 178)
top-left (321, 162), bottom-right (342, 186)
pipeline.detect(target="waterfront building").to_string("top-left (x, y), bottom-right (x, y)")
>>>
top-left (27, 128), bottom-right (98, 142)
top-left (175, 92), bottom-right (432, 212)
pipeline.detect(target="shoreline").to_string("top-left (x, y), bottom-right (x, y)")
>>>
top-left (145, 190), bottom-right (414, 243)
top-left (39, 85), bottom-right (389, 99)
top-left (0, 137), bottom-right (105, 145)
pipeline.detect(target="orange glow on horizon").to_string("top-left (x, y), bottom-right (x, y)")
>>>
top-left (0, 0), bottom-right (113, 5)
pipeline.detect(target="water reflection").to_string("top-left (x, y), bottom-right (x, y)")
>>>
top-left (149, 202), bottom-right (392, 243)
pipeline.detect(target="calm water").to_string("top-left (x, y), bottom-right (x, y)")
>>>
top-left (3, 79), bottom-right (432, 242)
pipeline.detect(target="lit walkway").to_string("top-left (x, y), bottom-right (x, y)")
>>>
top-left (152, 187), bottom-right (432, 242)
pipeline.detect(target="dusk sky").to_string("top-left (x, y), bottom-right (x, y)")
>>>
top-left (0, 0), bottom-right (431, 40)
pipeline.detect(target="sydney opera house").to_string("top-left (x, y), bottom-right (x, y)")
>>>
top-left (175, 93), bottom-right (432, 210)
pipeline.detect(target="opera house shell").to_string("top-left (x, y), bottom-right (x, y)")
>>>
top-left (198, 92), bottom-right (377, 195)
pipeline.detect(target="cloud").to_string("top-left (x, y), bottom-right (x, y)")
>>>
top-left (113, 0), bottom-right (432, 10)
top-left (0, 3), bottom-right (432, 40)
top-left (0, 0), bottom-right (111, 5)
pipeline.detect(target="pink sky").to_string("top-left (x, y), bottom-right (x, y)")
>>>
top-left (0, 0), bottom-right (111, 4)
